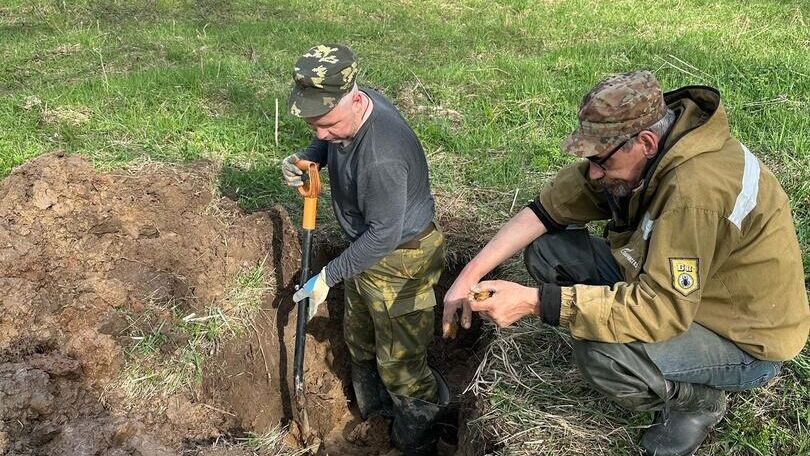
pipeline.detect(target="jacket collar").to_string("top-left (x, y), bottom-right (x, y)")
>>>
top-left (627, 86), bottom-right (730, 225)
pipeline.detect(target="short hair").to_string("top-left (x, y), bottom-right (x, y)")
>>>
top-left (646, 108), bottom-right (676, 138)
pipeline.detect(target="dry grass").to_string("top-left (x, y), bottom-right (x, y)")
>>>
top-left (462, 314), bottom-right (810, 455)
top-left (464, 321), bottom-right (639, 455)
top-left (234, 424), bottom-right (313, 456)
top-left (185, 423), bottom-right (315, 456)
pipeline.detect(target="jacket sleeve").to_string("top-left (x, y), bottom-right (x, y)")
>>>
top-left (559, 206), bottom-right (729, 343)
top-left (323, 159), bottom-right (408, 286)
top-left (297, 139), bottom-right (328, 166)
top-left (535, 161), bottom-right (610, 228)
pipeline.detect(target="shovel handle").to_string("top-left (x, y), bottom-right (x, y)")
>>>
top-left (295, 160), bottom-right (320, 230)
top-left (295, 160), bottom-right (321, 199)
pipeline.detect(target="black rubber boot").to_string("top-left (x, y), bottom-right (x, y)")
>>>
top-left (390, 369), bottom-right (450, 456)
top-left (351, 360), bottom-right (394, 419)
top-left (640, 381), bottom-right (727, 456)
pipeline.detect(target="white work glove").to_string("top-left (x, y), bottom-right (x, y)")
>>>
top-left (292, 269), bottom-right (330, 321)
top-left (281, 154), bottom-right (303, 187)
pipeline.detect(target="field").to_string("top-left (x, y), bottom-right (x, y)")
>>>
top-left (1, 1), bottom-right (808, 455)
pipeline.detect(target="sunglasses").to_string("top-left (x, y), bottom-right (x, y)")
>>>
top-left (587, 133), bottom-right (639, 171)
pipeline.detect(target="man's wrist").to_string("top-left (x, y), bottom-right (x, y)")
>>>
top-left (459, 262), bottom-right (485, 285)
top-left (323, 264), bottom-right (339, 288)
top-left (534, 285), bottom-right (542, 317)
top-left (522, 285), bottom-right (541, 317)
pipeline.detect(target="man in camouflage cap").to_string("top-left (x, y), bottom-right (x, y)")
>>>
top-left (283, 44), bottom-right (449, 455)
top-left (444, 70), bottom-right (808, 456)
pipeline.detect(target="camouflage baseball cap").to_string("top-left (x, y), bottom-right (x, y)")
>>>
top-left (288, 44), bottom-right (359, 118)
top-left (562, 70), bottom-right (666, 158)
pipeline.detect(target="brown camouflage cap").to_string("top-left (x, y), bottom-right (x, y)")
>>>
top-left (562, 70), bottom-right (666, 158)
top-left (288, 44), bottom-right (359, 118)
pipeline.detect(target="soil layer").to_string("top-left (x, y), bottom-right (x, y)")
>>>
top-left (0, 153), bottom-right (481, 455)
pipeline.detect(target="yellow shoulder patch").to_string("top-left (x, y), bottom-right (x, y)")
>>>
top-left (669, 258), bottom-right (700, 297)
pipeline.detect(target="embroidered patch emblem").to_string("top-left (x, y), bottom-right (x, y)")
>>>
top-left (669, 258), bottom-right (699, 296)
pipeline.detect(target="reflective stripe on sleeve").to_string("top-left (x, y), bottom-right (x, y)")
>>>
top-left (728, 144), bottom-right (760, 230)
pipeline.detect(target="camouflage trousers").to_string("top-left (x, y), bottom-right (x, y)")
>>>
top-left (344, 224), bottom-right (446, 404)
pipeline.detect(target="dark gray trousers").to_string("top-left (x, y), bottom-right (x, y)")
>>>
top-left (524, 229), bottom-right (782, 412)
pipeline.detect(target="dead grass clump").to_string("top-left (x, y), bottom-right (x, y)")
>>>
top-left (465, 321), bottom-right (638, 455)
top-left (192, 424), bottom-right (314, 456)
top-left (41, 105), bottom-right (91, 125)
top-left (398, 82), bottom-right (463, 129)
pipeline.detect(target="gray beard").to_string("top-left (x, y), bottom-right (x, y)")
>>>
top-left (601, 178), bottom-right (636, 198)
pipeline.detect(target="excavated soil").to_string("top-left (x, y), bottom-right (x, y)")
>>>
top-left (0, 153), bottom-right (482, 456)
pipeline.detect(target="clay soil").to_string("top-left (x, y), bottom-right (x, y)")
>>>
top-left (0, 154), bottom-right (482, 456)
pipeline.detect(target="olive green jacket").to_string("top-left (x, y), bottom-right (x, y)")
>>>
top-left (536, 86), bottom-right (809, 361)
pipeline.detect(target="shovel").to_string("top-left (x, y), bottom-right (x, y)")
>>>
top-left (293, 159), bottom-right (320, 442)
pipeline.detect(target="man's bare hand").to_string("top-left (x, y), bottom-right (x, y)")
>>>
top-left (442, 275), bottom-right (476, 339)
top-left (468, 280), bottom-right (540, 328)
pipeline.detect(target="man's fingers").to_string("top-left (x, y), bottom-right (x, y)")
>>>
top-left (467, 282), bottom-right (496, 316)
top-left (306, 301), bottom-right (319, 322)
top-left (282, 159), bottom-right (304, 188)
top-left (442, 300), bottom-right (457, 322)
top-left (442, 301), bottom-right (461, 339)
top-left (461, 300), bottom-right (473, 329)
top-left (283, 170), bottom-right (304, 186)
top-left (441, 319), bottom-right (458, 340)
top-left (292, 288), bottom-right (307, 302)
top-left (282, 167), bottom-right (303, 178)
top-left (469, 299), bottom-right (491, 312)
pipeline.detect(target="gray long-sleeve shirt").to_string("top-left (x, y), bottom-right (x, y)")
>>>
top-left (297, 88), bottom-right (435, 287)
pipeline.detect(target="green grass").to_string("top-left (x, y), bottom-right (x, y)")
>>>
top-left (1, 0), bottom-right (808, 454)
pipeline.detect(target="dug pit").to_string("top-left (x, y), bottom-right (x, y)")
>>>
top-left (0, 153), bottom-right (483, 455)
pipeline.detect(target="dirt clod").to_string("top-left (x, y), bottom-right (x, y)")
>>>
top-left (345, 415), bottom-right (391, 448)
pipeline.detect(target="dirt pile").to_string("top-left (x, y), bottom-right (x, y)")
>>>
top-left (0, 153), bottom-right (350, 455)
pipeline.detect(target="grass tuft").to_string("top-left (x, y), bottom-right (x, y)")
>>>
top-left (114, 262), bottom-right (274, 405)
top-left (218, 259), bottom-right (275, 325)
top-left (234, 424), bottom-right (313, 456)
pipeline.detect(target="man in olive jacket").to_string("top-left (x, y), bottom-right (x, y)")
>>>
top-left (443, 70), bottom-right (809, 456)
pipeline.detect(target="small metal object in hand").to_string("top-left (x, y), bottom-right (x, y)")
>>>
top-left (471, 290), bottom-right (493, 301)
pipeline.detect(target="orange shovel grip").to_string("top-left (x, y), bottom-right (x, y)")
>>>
top-left (296, 160), bottom-right (321, 230)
